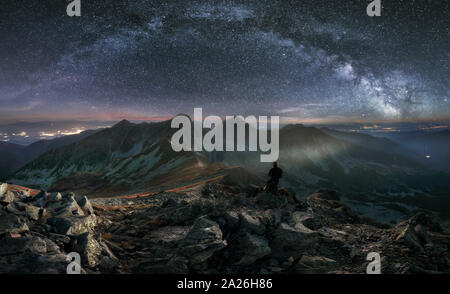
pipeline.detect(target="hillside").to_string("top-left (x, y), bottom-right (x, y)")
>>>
top-left (0, 142), bottom-right (26, 181)
top-left (0, 130), bottom-right (99, 180)
top-left (9, 119), bottom-right (228, 197)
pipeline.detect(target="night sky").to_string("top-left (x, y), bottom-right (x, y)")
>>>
top-left (1, 0), bottom-right (449, 124)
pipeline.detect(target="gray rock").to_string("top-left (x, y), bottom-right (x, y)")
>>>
top-left (72, 232), bottom-right (101, 268)
top-left (5, 202), bottom-right (22, 214)
top-left (48, 214), bottom-right (97, 236)
top-left (75, 195), bottom-right (95, 215)
top-left (0, 190), bottom-right (15, 204)
top-left (292, 211), bottom-right (314, 229)
top-left (0, 214), bottom-right (29, 235)
top-left (48, 233), bottom-right (71, 246)
top-left (396, 223), bottom-right (423, 251)
top-left (46, 194), bottom-right (85, 217)
top-left (0, 183), bottom-right (7, 196)
top-left (271, 223), bottom-right (319, 259)
top-left (239, 212), bottom-right (266, 235)
top-left (0, 235), bottom-right (68, 274)
top-left (24, 204), bottom-right (42, 221)
top-left (179, 216), bottom-right (227, 265)
top-left (47, 193), bottom-right (62, 202)
top-left (235, 233), bottom-right (271, 266)
top-left (72, 232), bottom-right (118, 270)
top-left (0, 235), bottom-right (48, 255)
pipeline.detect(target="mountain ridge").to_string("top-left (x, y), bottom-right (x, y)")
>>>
top-left (6, 119), bottom-right (450, 224)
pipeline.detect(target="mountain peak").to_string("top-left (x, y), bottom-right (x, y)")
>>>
top-left (112, 119), bottom-right (133, 128)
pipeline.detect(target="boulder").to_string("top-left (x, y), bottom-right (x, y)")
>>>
top-left (20, 189), bottom-right (31, 197)
top-left (0, 214), bottom-right (29, 235)
top-left (72, 232), bottom-right (103, 268)
top-left (0, 183), bottom-right (7, 196)
top-left (75, 195), bottom-right (95, 215)
top-left (5, 202), bottom-right (22, 214)
top-left (239, 212), bottom-right (266, 235)
top-left (0, 190), bottom-right (15, 204)
top-left (0, 251), bottom-right (68, 274)
top-left (48, 214), bottom-right (97, 236)
top-left (48, 233), bottom-right (71, 247)
top-left (235, 233), bottom-right (271, 266)
top-left (18, 203), bottom-right (42, 221)
top-left (0, 235), bottom-right (68, 274)
top-left (72, 233), bottom-right (118, 270)
top-left (0, 235), bottom-right (47, 256)
top-left (26, 205), bottom-right (42, 221)
top-left (292, 211), bottom-right (314, 229)
top-left (46, 193), bottom-right (84, 217)
top-left (271, 223), bottom-right (319, 259)
top-left (47, 193), bottom-right (62, 202)
top-left (396, 223), bottom-right (423, 251)
top-left (179, 216), bottom-right (227, 265)
top-left (395, 213), bottom-right (441, 251)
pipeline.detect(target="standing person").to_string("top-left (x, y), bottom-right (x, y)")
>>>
top-left (266, 162), bottom-right (283, 193)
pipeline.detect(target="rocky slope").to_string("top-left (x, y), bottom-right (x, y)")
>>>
top-left (0, 183), bottom-right (117, 274)
top-left (1, 182), bottom-right (448, 274)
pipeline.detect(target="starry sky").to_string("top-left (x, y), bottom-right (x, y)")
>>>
top-left (0, 0), bottom-right (449, 124)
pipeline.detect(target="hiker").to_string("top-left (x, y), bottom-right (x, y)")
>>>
top-left (266, 162), bottom-right (283, 193)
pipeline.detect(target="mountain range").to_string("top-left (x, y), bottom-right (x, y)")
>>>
top-left (4, 118), bottom-right (450, 225)
top-left (0, 130), bottom-right (98, 181)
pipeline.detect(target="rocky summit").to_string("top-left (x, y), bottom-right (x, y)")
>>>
top-left (0, 182), bottom-right (449, 274)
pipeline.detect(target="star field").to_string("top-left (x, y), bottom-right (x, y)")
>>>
top-left (0, 0), bottom-right (449, 123)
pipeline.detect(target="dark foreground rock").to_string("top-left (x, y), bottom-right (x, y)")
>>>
top-left (0, 184), bottom-right (118, 274)
top-left (1, 183), bottom-right (449, 274)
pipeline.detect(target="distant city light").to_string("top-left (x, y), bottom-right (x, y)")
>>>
top-left (39, 128), bottom-right (85, 138)
top-left (425, 155), bottom-right (431, 159)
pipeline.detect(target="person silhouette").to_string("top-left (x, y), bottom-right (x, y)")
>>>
top-left (267, 162), bottom-right (283, 193)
